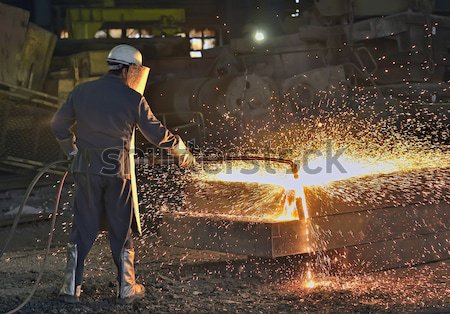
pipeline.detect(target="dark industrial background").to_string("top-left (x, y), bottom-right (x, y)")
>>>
top-left (0, 1), bottom-right (449, 313)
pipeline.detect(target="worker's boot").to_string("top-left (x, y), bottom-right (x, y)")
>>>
top-left (59, 243), bottom-right (82, 303)
top-left (118, 248), bottom-right (145, 304)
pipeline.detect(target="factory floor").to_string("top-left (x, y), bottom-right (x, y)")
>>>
top-left (1, 162), bottom-right (449, 313)
top-left (0, 221), bottom-right (448, 313)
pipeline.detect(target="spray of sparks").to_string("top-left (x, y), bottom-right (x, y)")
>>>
top-left (192, 148), bottom-right (448, 287)
top-left (138, 71), bottom-right (450, 291)
top-left (186, 94), bottom-right (449, 289)
top-left (195, 149), bottom-right (449, 220)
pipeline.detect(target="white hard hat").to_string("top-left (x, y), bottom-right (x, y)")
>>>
top-left (106, 44), bottom-right (143, 70)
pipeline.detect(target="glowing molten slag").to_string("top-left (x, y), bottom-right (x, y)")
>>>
top-left (276, 189), bottom-right (298, 220)
top-left (275, 186), bottom-right (309, 222)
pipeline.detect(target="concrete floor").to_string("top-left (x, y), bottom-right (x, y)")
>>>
top-left (0, 222), bottom-right (449, 313)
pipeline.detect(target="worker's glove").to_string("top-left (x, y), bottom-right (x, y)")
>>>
top-left (57, 136), bottom-right (78, 160)
top-left (169, 136), bottom-right (196, 168)
top-left (179, 151), bottom-right (196, 168)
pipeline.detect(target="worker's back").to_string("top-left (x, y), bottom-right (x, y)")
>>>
top-left (52, 71), bottom-right (182, 179)
top-left (73, 74), bottom-right (141, 150)
top-left (52, 74), bottom-right (143, 178)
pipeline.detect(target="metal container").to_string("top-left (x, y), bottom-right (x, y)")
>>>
top-left (17, 23), bottom-right (57, 91)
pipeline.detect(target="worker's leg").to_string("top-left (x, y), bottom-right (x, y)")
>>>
top-left (104, 177), bottom-right (144, 302)
top-left (60, 173), bottom-right (104, 301)
top-left (103, 176), bottom-right (133, 266)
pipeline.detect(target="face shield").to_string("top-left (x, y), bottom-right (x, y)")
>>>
top-left (126, 65), bottom-right (150, 95)
top-left (125, 64), bottom-right (150, 236)
top-left (118, 64), bottom-right (150, 95)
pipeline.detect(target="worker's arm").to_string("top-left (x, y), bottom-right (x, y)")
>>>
top-left (51, 90), bottom-right (78, 157)
top-left (137, 97), bottom-right (194, 167)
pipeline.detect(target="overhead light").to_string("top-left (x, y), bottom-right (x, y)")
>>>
top-left (254, 31), bottom-right (265, 42)
top-left (190, 51), bottom-right (202, 58)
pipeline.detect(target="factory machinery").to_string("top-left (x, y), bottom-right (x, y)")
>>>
top-left (145, 1), bottom-right (450, 140)
top-left (0, 1), bottom-right (449, 270)
top-left (1, 1), bottom-right (450, 158)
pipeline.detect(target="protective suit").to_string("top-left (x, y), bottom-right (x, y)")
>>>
top-left (51, 46), bottom-right (192, 303)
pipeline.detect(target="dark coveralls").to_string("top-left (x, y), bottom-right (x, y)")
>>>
top-left (51, 74), bottom-right (178, 285)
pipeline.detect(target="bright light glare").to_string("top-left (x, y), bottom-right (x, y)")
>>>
top-left (254, 31), bottom-right (265, 42)
top-left (190, 51), bottom-right (203, 58)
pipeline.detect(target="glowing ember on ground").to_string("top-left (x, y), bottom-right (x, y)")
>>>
top-left (305, 280), bottom-right (315, 289)
top-left (305, 268), bottom-right (315, 289)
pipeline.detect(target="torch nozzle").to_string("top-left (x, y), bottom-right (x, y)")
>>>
top-left (292, 163), bottom-right (299, 179)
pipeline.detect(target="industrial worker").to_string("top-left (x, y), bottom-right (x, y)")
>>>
top-left (51, 44), bottom-right (194, 303)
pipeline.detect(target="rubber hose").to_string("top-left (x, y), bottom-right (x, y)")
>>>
top-left (0, 160), bottom-right (69, 259)
top-left (0, 160), bottom-right (69, 314)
